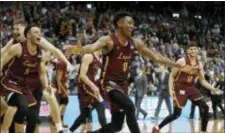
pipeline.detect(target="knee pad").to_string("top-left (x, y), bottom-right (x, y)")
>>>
top-left (14, 98), bottom-right (28, 124)
top-left (59, 96), bottom-right (69, 105)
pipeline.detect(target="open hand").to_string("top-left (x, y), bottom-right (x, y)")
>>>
top-left (212, 88), bottom-right (224, 95)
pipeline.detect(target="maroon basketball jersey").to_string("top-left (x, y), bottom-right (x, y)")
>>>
top-left (4, 41), bottom-right (42, 84)
top-left (175, 56), bottom-right (199, 86)
top-left (78, 54), bottom-right (100, 83)
top-left (55, 60), bottom-right (68, 87)
top-left (101, 34), bottom-right (134, 85)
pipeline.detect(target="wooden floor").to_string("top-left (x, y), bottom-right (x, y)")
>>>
top-left (38, 118), bottom-right (224, 133)
top-left (37, 96), bottom-right (225, 133)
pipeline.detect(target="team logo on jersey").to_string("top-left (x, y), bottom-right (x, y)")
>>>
top-left (23, 61), bottom-right (37, 67)
top-left (118, 53), bottom-right (132, 60)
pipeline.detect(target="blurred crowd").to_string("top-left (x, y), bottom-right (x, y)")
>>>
top-left (0, 2), bottom-right (224, 98)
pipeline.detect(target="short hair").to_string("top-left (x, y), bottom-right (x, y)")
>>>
top-left (113, 11), bottom-right (132, 28)
top-left (187, 41), bottom-right (197, 49)
top-left (24, 25), bottom-right (38, 38)
top-left (13, 19), bottom-right (26, 26)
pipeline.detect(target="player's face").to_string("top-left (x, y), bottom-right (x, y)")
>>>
top-left (29, 27), bottom-right (42, 45)
top-left (13, 24), bottom-right (25, 42)
top-left (187, 46), bottom-right (198, 57)
top-left (120, 16), bottom-right (134, 37)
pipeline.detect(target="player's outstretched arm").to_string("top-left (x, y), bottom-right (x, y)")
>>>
top-left (134, 38), bottom-right (181, 68)
top-left (80, 36), bottom-right (109, 54)
top-left (40, 37), bottom-right (72, 71)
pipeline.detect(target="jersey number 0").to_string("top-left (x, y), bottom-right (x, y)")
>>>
top-left (123, 62), bottom-right (128, 72)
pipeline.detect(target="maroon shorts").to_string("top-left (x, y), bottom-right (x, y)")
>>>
top-left (78, 83), bottom-right (99, 109)
top-left (100, 80), bottom-right (128, 113)
top-left (1, 78), bottom-right (36, 106)
top-left (173, 83), bottom-right (203, 108)
top-left (25, 78), bottom-right (43, 92)
top-left (0, 77), bottom-right (23, 97)
top-left (21, 88), bottom-right (36, 106)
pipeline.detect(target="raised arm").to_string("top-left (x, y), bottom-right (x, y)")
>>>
top-left (40, 37), bottom-right (72, 70)
top-left (134, 38), bottom-right (181, 68)
top-left (80, 35), bottom-right (109, 54)
top-left (1, 43), bottom-right (21, 73)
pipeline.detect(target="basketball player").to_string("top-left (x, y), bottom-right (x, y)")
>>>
top-left (152, 42), bottom-right (223, 133)
top-left (1, 19), bottom-right (72, 72)
top-left (1, 20), bottom-right (71, 133)
top-left (0, 20), bottom-right (28, 133)
top-left (67, 11), bottom-right (194, 133)
top-left (1, 25), bottom-right (66, 133)
top-left (69, 49), bottom-right (106, 132)
top-left (54, 56), bottom-right (70, 128)
top-left (0, 20), bottom-right (26, 129)
top-left (0, 25), bottom-right (46, 133)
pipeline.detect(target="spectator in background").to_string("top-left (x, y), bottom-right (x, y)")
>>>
top-left (208, 74), bottom-right (225, 119)
top-left (130, 54), bottom-right (141, 83)
top-left (153, 65), bottom-right (172, 119)
top-left (134, 66), bottom-right (148, 120)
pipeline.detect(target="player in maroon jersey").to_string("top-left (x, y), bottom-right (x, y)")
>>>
top-left (0, 25), bottom-right (45, 133)
top-left (152, 42), bottom-right (223, 133)
top-left (1, 19), bottom-right (72, 71)
top-left (1, 25), bottom-right (66, 133)
top-left (0, 19), bottom-right (27, 133)
top-left (69, 49), bottom-right (107, 132)
top-left (66, 11), bottom-right (195, 133)
top-left (1, 20), bottom-right (71, 133)
top-left (54, 55), bottom-right (70, 128)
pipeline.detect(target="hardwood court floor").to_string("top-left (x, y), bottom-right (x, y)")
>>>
top-left (38, 118), bottom-right (224, 133)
